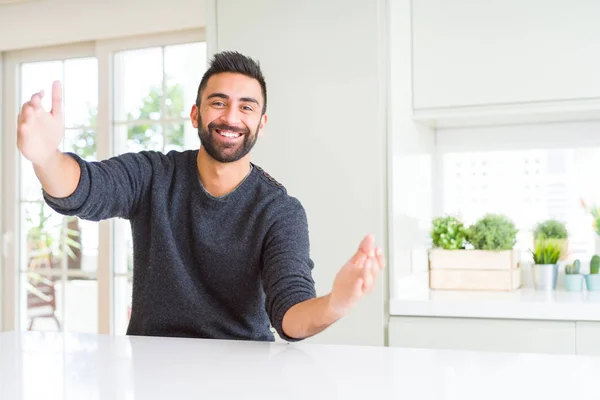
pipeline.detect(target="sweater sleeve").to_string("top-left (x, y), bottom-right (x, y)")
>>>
top-left (261, 197), bottom-right (317, 342)
top-left (43, 151), bottom-right (154, 221)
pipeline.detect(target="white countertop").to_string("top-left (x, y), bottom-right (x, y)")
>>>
top-left (2, 331), bottom-right (600, 400)
top-left (391, 275), bottom-right (600, 321)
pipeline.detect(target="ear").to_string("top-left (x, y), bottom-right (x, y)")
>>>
top-left (190, 105), bottom-right (199, 129)
top-left (257, 113), bottom-right (268, 137)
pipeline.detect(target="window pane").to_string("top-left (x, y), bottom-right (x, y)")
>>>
top-left (114, 275), bottom-right (133, 335)
top-left (113, 47), bottom-right (163, 122)
top-left (21, 272), bottom-right (61, 332)
top-left (165, 123), bottom-right (199, 153)
top-left (20, 156), bottom-right (42, 202)
top-left (114, 123), bottom-right (163, 153)
top-left (21, 202), bottom-right (63, 271)
top-left (443, 147), bottom-right (600, 261)
top-left (164, 42), bottom-right (207, 119)
top-left (114, 219), bottom-right (133, 276)
top-left (64, 128), bottom-right (97, 161)
top-left (63, 278), bottom-right (98, 334)
top-left (20, 61), bottom-right (63, 112)
top-left (64, 57), bottom-right (98, 128)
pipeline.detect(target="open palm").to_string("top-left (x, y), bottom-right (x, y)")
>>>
top-left (17, 80), bottom-right (64, 166)
top-left (329, 234), bottom-right (385, 318)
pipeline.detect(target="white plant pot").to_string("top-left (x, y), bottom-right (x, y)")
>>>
top-left (532, 264), bottom-right (558, 291)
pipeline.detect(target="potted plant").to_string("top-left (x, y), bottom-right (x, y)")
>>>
top-left (564, 259), bottom-right (583, 292)
top-left (429, 213), bottom-right (520, 291)
top-left (530, 240), bottom-right (561, 291)
top-left (430, 215), bottom-right (469, 251)
top-left (533, 219), bottom-right (569, 260)
top-left (585, 255), bottom-right (600, 291)
top-left (468, 213), bottom-right (518, 252)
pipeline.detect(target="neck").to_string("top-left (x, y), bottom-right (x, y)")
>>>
top-left (197, 147), bottom-right (252, 197)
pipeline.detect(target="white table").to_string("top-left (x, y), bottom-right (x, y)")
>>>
top-left (1, 330), bottom-right (600, 400)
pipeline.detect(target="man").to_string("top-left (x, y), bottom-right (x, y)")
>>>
top-left (16, 51), bottom-right (385, 342)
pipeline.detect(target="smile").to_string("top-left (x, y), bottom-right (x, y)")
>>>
top-left (215, 129), bottom-right (242, 138)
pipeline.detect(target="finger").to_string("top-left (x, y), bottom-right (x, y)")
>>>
top-left (361, 257), bottom-right (374, 291)
top-left (19, 103), bottom-right (34, 122)
top-left (50, 80), bottom-right (63, 116)
top-left (368, 260), bottom-right (382, 288)
top-left (375, 246), bottom-right (386, 271)
top-left (29, 90), bottom-right (44, 109)
top-left (358, 234), bottom-right (375, 255)
top-left (350, 234), bottom-right (375, 264)
top-left (351, 253), bottom-right (367, 269)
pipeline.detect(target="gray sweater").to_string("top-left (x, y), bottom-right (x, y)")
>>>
top-left (43, 150), bottom-right (317, 342)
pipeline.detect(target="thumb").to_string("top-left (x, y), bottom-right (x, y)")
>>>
top-left (358, 234), bottom-right (375, 256)
top-left (50, 80), bottom-right (63, 117)
top-left (349, 235), bottom-right (374, 265)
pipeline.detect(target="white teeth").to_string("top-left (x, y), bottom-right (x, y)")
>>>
top-left (218, 130), bottom-right (241, 138)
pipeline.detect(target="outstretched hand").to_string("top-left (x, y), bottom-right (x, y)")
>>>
top-left (17, 80), bottom-right (65, 166)
top-left (328, 234), bottom-right (386, 318)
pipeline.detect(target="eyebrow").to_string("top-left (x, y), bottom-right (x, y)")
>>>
top-left (206, 92), bottom-right (260, 106)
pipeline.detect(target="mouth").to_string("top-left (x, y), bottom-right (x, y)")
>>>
top-left (215, 128), bottom-right (243, 139)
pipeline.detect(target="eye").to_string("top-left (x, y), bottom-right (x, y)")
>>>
top-left (242, 105), bottom-right (254, 112)
top-left (212, 101), bottom-right (225, 107)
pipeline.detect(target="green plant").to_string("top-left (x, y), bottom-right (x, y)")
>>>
top-left (566, 259), bottom-right (581, 275)
top-left (430, 215), bottom-right (468, 250)
top-left (530, 240), bottom-right (561, 265)
top-left (468, 213), bottom-right (518, 251)
top-left (26, 203), bottom-right (81, 266)
top-left (590, 255), bottom-right (600, 274)
top-left (533, 219), bottom-right (568, 240)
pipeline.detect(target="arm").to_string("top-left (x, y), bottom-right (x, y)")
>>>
top-left (42, 151), bottom-right (154, 221)
top-left (33, 149), bottom-right (80, 199)
top-left (261, 197), bottom-right (385, 341)
top-left (282, 236), bottom-right (385, 341)
top-left (18, 81), bottom-right (153, 221)
top-left (261, 198), bottom-right (318, 342)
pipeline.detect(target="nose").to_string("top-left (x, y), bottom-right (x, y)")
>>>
top-left (220, 104), bottom-right (242, 126)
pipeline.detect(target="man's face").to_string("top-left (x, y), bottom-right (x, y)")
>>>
top-left (191, 72), bottom-right (267, 163)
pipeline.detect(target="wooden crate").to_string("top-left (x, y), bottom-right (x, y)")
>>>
top-left (429, 249), bottom-right (519, 270)
top-left (429, 268), bottom-right (521, 291)
top-left (428, 249), bottom-right (521, 291)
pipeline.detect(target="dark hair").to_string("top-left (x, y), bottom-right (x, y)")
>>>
top-left (195, 51), bottom-right (267, 114)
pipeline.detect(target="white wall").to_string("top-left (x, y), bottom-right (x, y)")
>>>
top-left (389, 0), bottom-right (435, 290)
top-left (212, 0), bottom-right (388, 346)
top-left (0, 0), bottom-right (207, 51)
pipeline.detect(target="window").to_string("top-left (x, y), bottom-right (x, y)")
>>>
top-left (16, 56), bottom-right (99, 333)
top-left (442, 147), bottom-right (600, 261)
top-left (110, 41), bottom-right (207, 334)
top-left (1, 30), bottom-right (206, 334)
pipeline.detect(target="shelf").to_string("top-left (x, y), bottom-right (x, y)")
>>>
top-left (391, 275), bottom-right (600, 322)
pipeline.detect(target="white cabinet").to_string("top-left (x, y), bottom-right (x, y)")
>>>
top-left (411, 0), bottom-right (600, 112)
top-left (389, 316), bottom-right (576, 354)
top-left (575, 322), bottom-right (600, 356)
top-left (389, 317), bottom-right (600, 355)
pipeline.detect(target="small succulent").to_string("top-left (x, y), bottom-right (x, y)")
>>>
top-left (591, 255), bottom-right (600, 274)
top-left (530, 240), bottom-right (561, 265)
top-left (565, 259), bottom-right (581, 275)
top-left (430, 215), bottom-right (468, 250)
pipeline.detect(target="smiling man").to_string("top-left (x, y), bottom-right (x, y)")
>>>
top-left (16, 51), bottom-right (385, 342)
